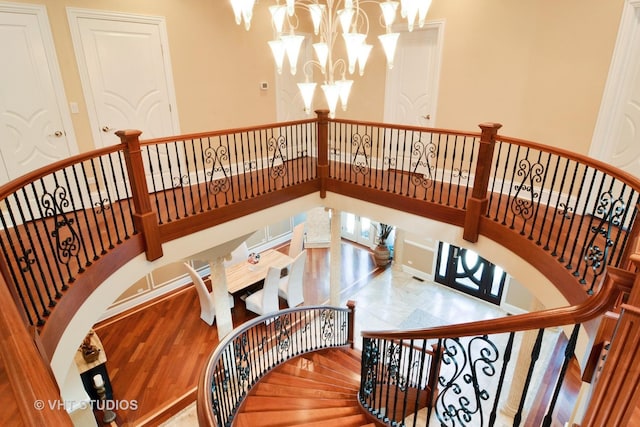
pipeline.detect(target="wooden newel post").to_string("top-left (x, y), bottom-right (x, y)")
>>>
top-left (347, 300), bottom-right (356, 349)
top-left (581, 252), bottom-right (640, 426)
top-left (116, 130), bottom-right (163, 261)
top-left (316, 110), bottom-right (330, 198)
top-left (463, 122), bottom-right (502, 242)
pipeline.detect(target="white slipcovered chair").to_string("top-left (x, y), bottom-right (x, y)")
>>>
top-left (288, 222), bottom-right (305, 258)
top-left (244, 266), bottom-right (281, 318)
top-left (183, 263), bottom-right (234, 326)
top-left (278, 249), bottom-right (306, 307)
top-left (224, 242), bottom-right (249, 268)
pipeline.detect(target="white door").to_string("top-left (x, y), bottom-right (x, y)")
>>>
top-left (341, 213), bottom-right (376, 248)
top-left (384, 22), bottom-right (444, 127)
top-left (67, 8), bottom-right (179, 147)
top-left (590, 1), bottom-right (640, 180)
top-left (0, 3), bottom-right (77, 185)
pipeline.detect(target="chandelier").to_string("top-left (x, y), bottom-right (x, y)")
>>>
top-left (230, 0), bottom-right (432, 118)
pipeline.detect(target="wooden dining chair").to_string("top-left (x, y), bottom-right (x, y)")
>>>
top-left (244, 266), bottom-right (281, 318)
top-left (183, 262), bottom-right (234, 326)
top-left (278, 250), bottom-right (306, 307)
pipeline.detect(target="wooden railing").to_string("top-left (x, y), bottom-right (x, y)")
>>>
top-left (0, 111), bottom-right (639, 424)
top-left (196, 302), bottom-right (356, 426)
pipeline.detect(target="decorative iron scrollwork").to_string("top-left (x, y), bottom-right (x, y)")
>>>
top-left (172, 174), bottom-right (190, 188)
top-left (275, 314), bottom-right (291, 353)
top-left (320, 309), bottom-right (335, 341)
top-left (510, 159), bottom-right (544, 223)
top-left (580, 191), bottom-right (626, 292)
top-left (351, 133), bottom-right (371, 176)
top-left (268, 135), bottom-right (288, 179)
top-left (41, 186), bottom-right (81, 267)
top-left (362, 339), bottom-right (380, 398)
top-left (17, 248), bottom-right (35, 273)
top-left (410, 140), bottom-right (436, 189)
top-left (386, 342), bottom-right (408, 391)
top-left (233, 333), bottom-right (252, 387)
top-left (94, 198), bottom-right (111, 215)
top-left (435, 335), bottom-right (500, 427)
top-left (204, 146), bottom-right (231, 195)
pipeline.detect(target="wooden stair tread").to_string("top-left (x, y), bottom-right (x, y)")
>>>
top-left (242, 395), bottom-right (359, 411)
top-left (308, 352), bottom-right (361, 378)
top-left (294, 413), bottom-right (371, 427)
top-left (233, 406), bottom-right (364, 427)
top-left (293, 355), bottom-right (361, 383)
top-left (252, 382), bottom-right (356, 399)
top-left (276, 360), bottom-right (360, 387)
top-left (263, 365), bottom-right (360, 390)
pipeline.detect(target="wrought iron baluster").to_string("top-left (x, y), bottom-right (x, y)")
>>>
top-left (513, 328), bottom-right (545, 426)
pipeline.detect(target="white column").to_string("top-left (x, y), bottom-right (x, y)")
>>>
top-left (208, 256), bottom-right (234, 338)
top-left (392, 228), bottom-right (405, 271)
top-left (329, 208), bottom-right (342, 305)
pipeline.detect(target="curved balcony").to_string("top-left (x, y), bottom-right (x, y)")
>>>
top-left (0, 111), bottom-right (639, 425)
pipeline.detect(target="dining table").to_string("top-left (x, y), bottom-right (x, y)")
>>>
top-left (225, 249), bottom-right (293, 294)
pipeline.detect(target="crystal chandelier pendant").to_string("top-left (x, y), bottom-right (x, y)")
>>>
top-left (298, 82), bottom-right (317, 114)
top-left (321, 84), bottom-right (340, 118)
top-left (281, 34), bottom-right (305, 75)
top-left (378, 33), bottom-right (400, 69)
top-left (268, 39), bottom-right (286, 74)
top-left (269, 5), bottom-right (287, 33)
top-left (343, 33), bottom-right (366, 75)
top-left (336, 79), bottom-right (354, 111)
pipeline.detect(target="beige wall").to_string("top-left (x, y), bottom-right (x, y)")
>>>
top-left (10, 0), bottom-right (625, 155)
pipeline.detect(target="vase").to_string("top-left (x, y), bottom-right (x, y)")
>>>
top-left (373, 244), bottom-right (391, 267)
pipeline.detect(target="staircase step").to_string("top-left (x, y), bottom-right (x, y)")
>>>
top-left (308, 352), bottom-right (361, 378)
top-left (261, 371), bottom-right (359, 393)
top-left (233, 406), bottom-right (365, 427)
top-left (252, 382), bottom-right (356, 399)
top-left (241, 395), bottom-right (359, 412)
top-left (294, 413), bottom-right (371, 427)
top-left (294, 354), bottom-right (361, 384)
top-left (324, 348), bottom-right (363, 370)
top-left (277, 359), bottom-right (360, 387)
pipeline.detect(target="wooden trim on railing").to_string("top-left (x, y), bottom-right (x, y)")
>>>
top-left (0, 274), bottom-right (73, 425)
top-left (117, 130), bottom-right (163, 261)
top-left (581, 253), bottom-right (640, 426)
top-left (463, 122), bottom-right (502, 242)
top-left (362, 265), bottom-right (633, 341)
top-left (316, 110), bottom-right (329, 198)
top-left (39, 236), bottom-right (145, 359)
top-left (138, 117), bottom-right (317, 146)
top-left (0, 144), bottom-right (123, 201)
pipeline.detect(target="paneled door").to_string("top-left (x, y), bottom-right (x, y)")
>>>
top-left (590, 1), bottom-right (640, 179)
top-left (67, 8), bottom-right (179, 147)
top-left (383, 23), bottom-right (444, 127)
top-left (0, 3), bottom-right (77, 186)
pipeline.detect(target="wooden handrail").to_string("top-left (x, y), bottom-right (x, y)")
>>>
top-left (362, 266), bottom-right (634, 341)
top-left (0, 274), bottom-right (72, 425)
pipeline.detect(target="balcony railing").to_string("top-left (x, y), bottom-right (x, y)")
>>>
top-left (0, 111), bottom-right (639, 425)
